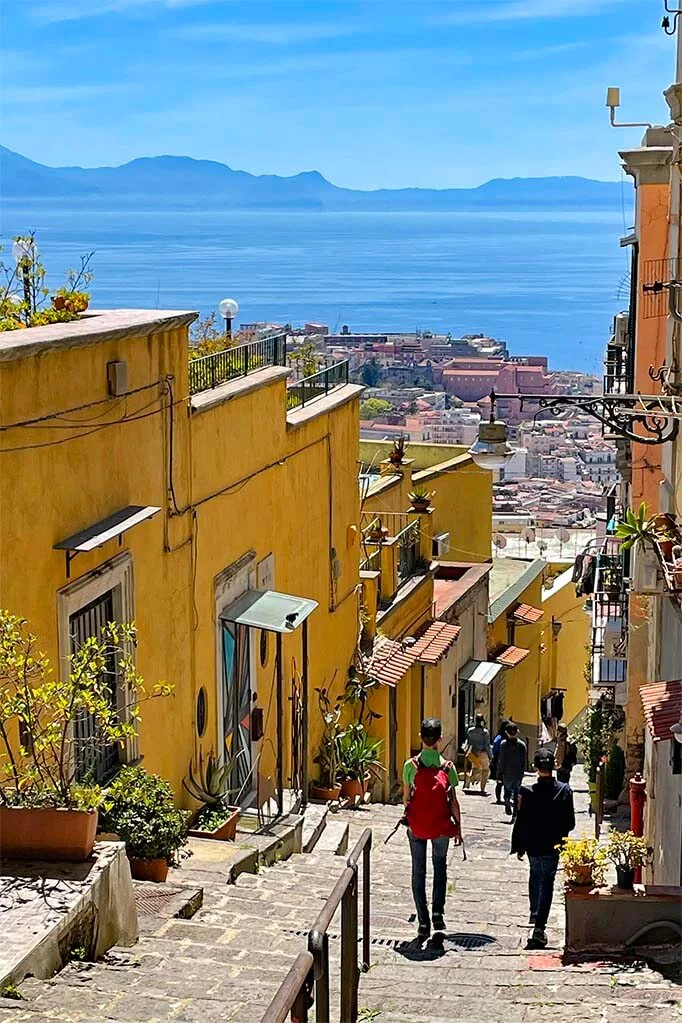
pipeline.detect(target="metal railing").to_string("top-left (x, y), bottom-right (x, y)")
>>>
top-left (397, 520), bottom-right (421, 583)
top-left (361, 548), bottom-right (381, 573)
top-left (287, 360), bottom-right (349, 410)
top-left (261, 827), bottom-right (372, 1023)
top-left (189, 333), bottom-right (286, 394)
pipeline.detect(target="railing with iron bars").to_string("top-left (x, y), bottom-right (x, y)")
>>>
top-left (397, 520), bottom-right (421, 584)
top-left (260, 827), bottom-right (372, 1023)
top-left (287, 360), bottom-right (349, 410)
top-left (189, 333), bottom-right (287, 395)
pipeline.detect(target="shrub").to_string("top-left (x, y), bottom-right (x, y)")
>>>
top-left (101, 767), bottom-right (190, 865)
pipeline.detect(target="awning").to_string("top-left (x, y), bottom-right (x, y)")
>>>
top-left (54, 504), bottom-right (161, 577)
top-left (640, 680), bottom-right (682, 743)
top-left (494, 645), bottom-right (530, 668)
top-left (459, 659), bottom-right (504, 687)
top-left (220, 589), bottom-right (318, 633)
top-left (367, 638), bottom-right (415, 688)
top-left (511, 603), bottom-right (543, 624)
top-left (411, 621), bottom-right (461, 665)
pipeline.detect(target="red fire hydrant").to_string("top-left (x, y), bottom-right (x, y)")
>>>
top-left (629, 773), bottom-right (647, 884)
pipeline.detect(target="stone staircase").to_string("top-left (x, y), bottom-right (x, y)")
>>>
top-left (0, 813), bottom-right (350, 1022)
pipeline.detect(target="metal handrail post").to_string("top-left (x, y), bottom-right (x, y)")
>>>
top-left (260, 951), bottom-right (314, 1023)
top-left (341, 870), bottom-right (359, 1022)
top-left (362, 834), bottom-right (371, 971)
top-left (308, 930), bottom-right (330, 1023)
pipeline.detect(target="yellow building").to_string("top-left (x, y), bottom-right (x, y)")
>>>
top-left (0, 310), bottom-right (363, 811)
top-left (487, 559), bottom-right (590, 755)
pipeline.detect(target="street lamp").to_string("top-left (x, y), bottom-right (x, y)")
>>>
top-left (218, 298), bottom-right (239, 337)
top-left (468, 419), bottom-right (514, 470)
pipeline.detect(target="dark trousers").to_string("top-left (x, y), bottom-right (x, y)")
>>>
top-left (407, 831), bottom-right (449, 927)
top-left (528, 853), bottom-right (559, 929)
top-left (503, 780), bottom-right (521, 814)
top-left (556, 768), bottom-right (571, 784)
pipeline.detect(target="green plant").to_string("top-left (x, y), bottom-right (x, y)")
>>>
top-left (189, 311), bottom-right (231, 358)
top-left (192, 803), bottom-right (237, 832)
top-left (558, 837), bottom-right (606, 884)
top-left (360, 398), bottom-right (392, 420)
top-left (313, 687), bottom-right (343, 789)
top-left (408, 484), bottom-right (434, 505)
top-left (0, 235), bottom-right (94, 331)
top-left (615, 503), bottom-right (657, 551)
top-left (604, 830), bottom-right (649, 869)
top-left (289, 339), bottom-right (320, 377)
top-left (574, 701), bottom-right (623, 784)
top-left (388, 433), bottom-right (407, 463)
top-left (182, 750), bottom-right (243, 807)
top-left (0, 611), bottom-right (170, 809)
top-left (337, 723), bottom-right (384, 782)
top-left (100, 766), bottom-right (190, 865)
top-left (604, 741), bottom-right (625, 801)
top-left (0, 984), bottom-right (22, 1001)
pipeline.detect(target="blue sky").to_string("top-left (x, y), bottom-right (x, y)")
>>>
top-left (1, 0), bottom-right (675, 189)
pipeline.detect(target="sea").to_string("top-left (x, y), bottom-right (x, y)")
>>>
top-left (1, 201), bottom-right (632, 374)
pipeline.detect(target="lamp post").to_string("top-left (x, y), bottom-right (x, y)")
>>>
top-left (12, 237), bottom-right (35, 322)
top-left (218, 297), bottom-right (239, 338)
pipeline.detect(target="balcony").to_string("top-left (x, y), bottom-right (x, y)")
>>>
top-left (287, 360), bottom-right (349, 410)
top-left (189, 333), bottom-right (286, 395)
top-left (590, 544), bottom-right (628, 697)
top-left (360, 511), bottom-right (427, 609)
top-left (603, 312), bottom-right (633, 398)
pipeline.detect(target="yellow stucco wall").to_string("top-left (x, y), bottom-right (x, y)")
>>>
top-left (540, 567), bottom-right (591, 730)
top-left (488, 574), bottom-right (544, 743)
top-left (0, 316), bottom-right (362, 806)
top-left (359, 440), bottom-right (492, 563)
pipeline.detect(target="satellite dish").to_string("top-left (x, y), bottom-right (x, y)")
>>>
top-left (537, 539), bottom-right (548, 553)
top-left (521, 527), bottom-right (536, 543)
top-left (556, 527), bottom-right (571, 542)
top-left (493, 534), bottom-right (507, 550)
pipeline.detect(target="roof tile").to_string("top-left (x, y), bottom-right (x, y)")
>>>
top-left (411, 621), bottom-right (461, 665)
top-left (512, 603), bottom-right (543, 624)
top-left (367, 639), bottom-right (415, 688)
top-left (494, 645), bottom-right (530, 668)
top-left (640, 680), bottom-right (682, 743)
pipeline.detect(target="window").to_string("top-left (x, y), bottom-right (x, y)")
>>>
top-left (672, 739), bottom-right (682, 776)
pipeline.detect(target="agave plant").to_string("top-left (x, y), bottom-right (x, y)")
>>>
top-left (183, 749), bottom-right (243, 807)
top-left (615, 503), bottom-right (656, 551)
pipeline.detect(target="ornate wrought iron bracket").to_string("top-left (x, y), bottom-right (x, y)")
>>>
top-left (662, 0), bottom-right (682, 34)
top-left (490, 390), bottom-right (681, 446)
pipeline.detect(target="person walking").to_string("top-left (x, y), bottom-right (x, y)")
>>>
top-left (463, 714), bottom-right (492, 793)
top-left (497, 722), bottom-right (527, 818)
top-left (403, 718), bottom-right (462, 939)
top-left (490, 719), bottom-right (510, 804)
top-left (511, 747), bottom-right (575, 949)
top-left (553, 723), bottom-right (578, 783)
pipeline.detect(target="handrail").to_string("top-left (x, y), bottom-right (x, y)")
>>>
top-left (188, 333), bottom-right (286, 394)
top-left (261, 826), bottom-right (372, 1023)
top-left (287, 360), bottom-right (350, 410)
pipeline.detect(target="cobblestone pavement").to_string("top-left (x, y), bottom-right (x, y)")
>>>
top-left (338, 768), bottom-right (681, 1023)
top-left (1, 770), bottom-right (680, 1022)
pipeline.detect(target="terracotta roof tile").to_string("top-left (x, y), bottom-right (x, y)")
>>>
top-left (512, 603), bottom-right (543, 624)
top-left (494, 645), bottom-right (530, 668)
top-left (640, 680), bottom-right (682, 743)
top-left (367, 639), bottom-right (415, 688)
top-left (411, 621), bottom-right (461, 665)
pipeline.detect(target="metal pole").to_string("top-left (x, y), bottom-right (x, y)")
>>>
top-left (313, 933), bottom-right (330, 1023)
top-left (301, 619), bottom-right (309, 810)
top-left (341, 874), bottom-right (358, 1023)
top-left (420, 666), bottom-right (425, 725)
top-left (276, 632), bottom-right (284, 816)
top-left (362, 840), bottom-right (371, 972)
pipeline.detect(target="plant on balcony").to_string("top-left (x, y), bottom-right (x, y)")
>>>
top-left (0, 611), bottom-right (170, 861)
top-left (559, 837), bottom-right (606, 887)
top-left (604, 829), bottom-right (650, 890)
top-left (604, 740), bottom-right (625, 802)
top-left (100, 766), bottom-right (190, 882)
top-left (388, 433), bottom-right (407, 465)
top-left (616, 503), bottom-right (678, 561)
top-left (574, 700), bottom-right (623, 788)
top-left (0, 235), bottom-right (94, 331)
top-left (188, 311), bottom-right (231, 358)
top-left (408, 485), bottom-right (435, 512)
top-left (311, 686), bottom-right (344, 801)
top-left (183, 749), bottom-right (244, 840)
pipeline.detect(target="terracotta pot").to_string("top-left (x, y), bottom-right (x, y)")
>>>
top-left (567, 863), bottom-right (595, 887)
top-left (340, 778), bottom-right (365, 800)
top-left (658, 538), bottom-right (674, 561)
top-left (51, 295), bottom-right (67, 311)
top-left (188, 806), bottom-right (240, 841)
top-left (388, 455), bottom-right (403, 466)
top-left (310, 784), bottom-right (342, 802)
top-left (673, 566), bottom-right (682, 590)
top-left (129, 857), bottom-right (169, 882)
top-left (0, 806), bottom-right (98, 862)
top-left (410, 501), bottom-right (429, 513)
top-left (615, 865), bottom-right (635, 890)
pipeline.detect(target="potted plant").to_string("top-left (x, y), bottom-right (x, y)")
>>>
top-left (604, 740), bottom-right (625, 809)
top-left (615, 503), bottom-right (658, 551)
top-left (337, 722), bottom-right (384, 801)
top-left (184, 750), bottom-right (243, 840)
top-left (559, 837), bottom-right (605, 888)
top-left (408, 485), bottom-right (434, 513)
top-left (0, 611), bottom-right (167, 862)
top-left (604, 830), bottom-right (649, 890)
top-left (311, 688), bottom-right (343, 801)
top-left (574, 701), bottom-right (621, 811)
top-left (672, 545), bottom-right (682, 589)
top-left (388, 433), bottom-right (407, 466)
top-left (100, 766), bottom-right (190, 882)
top-left (366, 518), bottom-right (388, 544)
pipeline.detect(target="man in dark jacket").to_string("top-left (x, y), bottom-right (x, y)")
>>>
top-left (497, 723), bottom-right (527, 818)
top-left (511, 747), bottom-right (575, 949)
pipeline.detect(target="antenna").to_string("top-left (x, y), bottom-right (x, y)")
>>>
top-left (605, 87), bottom-right (652, 129)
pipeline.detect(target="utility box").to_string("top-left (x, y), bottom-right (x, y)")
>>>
top-left (107, 360), bottom-right (128, 397)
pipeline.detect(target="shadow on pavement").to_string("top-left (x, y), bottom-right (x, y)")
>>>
top-left (393, 931), bottom-right (498, 961)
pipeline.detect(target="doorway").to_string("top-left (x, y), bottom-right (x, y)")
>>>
top-left (221, 621), bottom-right (253, 803)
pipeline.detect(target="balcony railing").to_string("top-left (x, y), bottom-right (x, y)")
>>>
top-left (189, 333), bottom-right (286, 395)
top-left (591, 547), bottom-right (628, 690)
top-left (397, 520), bottom-right (421, 583)
top-left (287, 360), bottom-right (349, 410)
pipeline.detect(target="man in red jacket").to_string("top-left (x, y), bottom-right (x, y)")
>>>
top-left (403, 718), bottom-right (462, 938)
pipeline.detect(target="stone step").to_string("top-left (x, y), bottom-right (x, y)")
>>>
top-left (312, 818), bottom-right (349, 855)
top-left (301, 801), bottom-right (328, 852)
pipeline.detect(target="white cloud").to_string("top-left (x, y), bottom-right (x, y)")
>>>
top-left (432, 0), bottom-right (636, 25)
top-left (29, 0), bottom-right (222, 24)
top-left (176, 19), bottom-right (369, 46)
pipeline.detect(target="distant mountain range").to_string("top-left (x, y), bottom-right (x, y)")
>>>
top-left (1, 145), bottom-right (631, 211)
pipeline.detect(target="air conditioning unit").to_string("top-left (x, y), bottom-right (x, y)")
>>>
top-left (612, 312), bottom-right (629, 347)
top-left (432, 532), bottom-right (451, 557)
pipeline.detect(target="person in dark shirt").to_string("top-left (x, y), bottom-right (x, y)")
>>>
top-left (497, 723), bottom-right (527, 818)
top-left (511, 747), bottom-right (575, 949)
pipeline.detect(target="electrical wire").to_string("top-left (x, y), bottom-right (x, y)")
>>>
top-left (0, 380), bottom-right (164, 432)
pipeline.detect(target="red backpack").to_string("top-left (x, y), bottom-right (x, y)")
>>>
top-left (406, 755), bottom-right (461, 841)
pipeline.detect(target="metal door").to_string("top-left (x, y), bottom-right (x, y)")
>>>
top-left (70, 591), bottom-right (119, 784)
